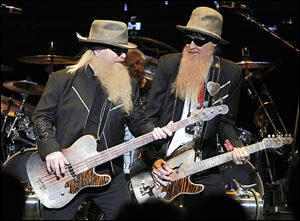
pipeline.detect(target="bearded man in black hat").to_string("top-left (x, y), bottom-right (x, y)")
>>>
top-left (142, 7), bottom-right (250, 211)
top-left (31, 20), bottom-right (172, 220)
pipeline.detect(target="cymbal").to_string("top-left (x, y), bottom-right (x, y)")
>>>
top-left (18, 55), bottom-right (77, 65)
top-left (3, 80), bottom-right (44, 96)
top-left (1, 95), bottom-right (36, 117)
top-left (236, 60), bottom-right (271, 69)
top-left (1, 64), bottom-right (14, 71)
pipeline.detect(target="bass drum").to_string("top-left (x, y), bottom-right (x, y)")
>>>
top-left (3, 148), bottom-right (41, 220)
top-left (220, 161), bottom-right (264, 220)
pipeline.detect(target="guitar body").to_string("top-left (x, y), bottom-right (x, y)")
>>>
top-left (26, 135), bottom-right (111, 208)
top-left (131, 146), bottom-right (204, 203)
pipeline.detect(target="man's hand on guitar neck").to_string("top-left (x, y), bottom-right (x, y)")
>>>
top-left (152, 121), bottom-right (174, 140)
top-left (45, 151), bottom-right (70, 177)
top-left (224, 139), bottom-right (250, 165)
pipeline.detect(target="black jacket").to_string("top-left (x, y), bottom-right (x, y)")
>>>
top-left (32, 65), bottom-right (155, 175)
top-left (144, 53), bottom-right (243, 162)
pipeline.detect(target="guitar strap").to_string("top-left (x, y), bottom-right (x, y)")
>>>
top-left (96, 98), bottom-right (112, 142)
top-left (193, 56), bottom-right (221, 157)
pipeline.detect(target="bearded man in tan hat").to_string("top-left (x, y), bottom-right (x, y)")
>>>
top-left (142, 7), bottom-right (250, 211)
top-left (32, 20), bottom-right (172, 220)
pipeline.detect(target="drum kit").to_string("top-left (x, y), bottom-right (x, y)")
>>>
top-left (1, 51), bottom-right (76, 220)
top-left (221, 48), bottom-right (295, 218)
top-left (1, 79), bottom-right (43, 162)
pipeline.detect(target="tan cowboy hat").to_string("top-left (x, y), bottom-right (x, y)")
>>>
top-left (76, 20), bottom-right (137, 49)
top-left (176, 7), bottom-right (229, 45)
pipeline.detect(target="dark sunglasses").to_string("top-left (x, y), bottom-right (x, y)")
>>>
top-left (91, 45), bottom-right (128, 56)
top-left (108, 46), bottom-right (128, 56)
top-left (183, 35), bottom-right (211, 47)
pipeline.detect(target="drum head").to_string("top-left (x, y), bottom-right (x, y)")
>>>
top-left (3, 148), bottom-right (37, 183)
top-left (220, 161), bottom-right (264, 195)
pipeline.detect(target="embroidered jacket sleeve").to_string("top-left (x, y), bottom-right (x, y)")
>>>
top-left (32, 73), bottom-right (62, 159)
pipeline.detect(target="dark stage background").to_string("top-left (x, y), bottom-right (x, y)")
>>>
top-left (1, 1), bottom-right (299, 179)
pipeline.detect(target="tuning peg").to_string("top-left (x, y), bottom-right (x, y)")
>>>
top-left (268, 134), bottom-right (271, 138)
top-left (272, 134), bottom-right (275, 138)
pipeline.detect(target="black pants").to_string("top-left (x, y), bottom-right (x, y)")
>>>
top-left (41, 172), bottom-right (131, 220)
top-left (182, 173), bottom-right (225, 212)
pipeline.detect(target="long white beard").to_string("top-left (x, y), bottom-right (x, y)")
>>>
top-left (92, 58), bottom-right (133, 114)
top-left (172, 46), bottom-right (213, 103)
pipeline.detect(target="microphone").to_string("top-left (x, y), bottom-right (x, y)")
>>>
top-left (215, 1), bottom-right (249, 10)
top-left (1, 4), bottom-right (22, 14)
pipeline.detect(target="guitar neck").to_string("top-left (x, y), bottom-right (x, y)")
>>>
top-left (87, 112), bottom-right (203, 169)
top-left (184, 141), bottom-right (266, 176)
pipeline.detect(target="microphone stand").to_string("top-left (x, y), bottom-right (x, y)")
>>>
top-left (233, 9), bottom-right (299, 53)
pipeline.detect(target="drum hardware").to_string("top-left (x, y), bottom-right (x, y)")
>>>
top-left (241, 46), bottom-right (288, 172)
top-left (5, 141), bottom-right (22, 159)
top-left (221, 161), bottom-right (264, 197)
top-left (239, 47), bottom-right (294, 215)
top-left (263, 179), bottom-right (293, 215)
top-left (1, 91), bottom-right (36, 163)
top-left (235, 127), bottom-right (261, 145)
top-left (226, 179), bottom-right (264, 220)
top-left (1, 95), bottom-right (35, 117)
top-left (6, 93), bottom-right (29, 139)
top-left (222, 161), bottom-right (265, 219)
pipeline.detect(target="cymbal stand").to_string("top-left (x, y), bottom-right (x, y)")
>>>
top-left (6, 92), bottom-right (28, 138)
top-left (260, 83), bottom-right (288, 135)
top-left (242, 49), bottom-right (278, 183)
top-left (46, 41), bottom-right (55, 75)
top-left (242, 48), bottom-right (292, 214)
top-left (242, 48), bottom-right (281, 136)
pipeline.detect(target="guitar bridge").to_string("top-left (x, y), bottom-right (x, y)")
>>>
top-left (140, 180), bottom-right (154, 196)
top-left (67, 163), bottom-right (76, 177)
top-left (37, 178), bottom-right (46, 190)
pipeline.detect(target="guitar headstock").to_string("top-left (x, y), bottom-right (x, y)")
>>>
top-left (263, 134), bottom-right (293, 149)
top-left (194, 104), bottom-right (229, 121)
